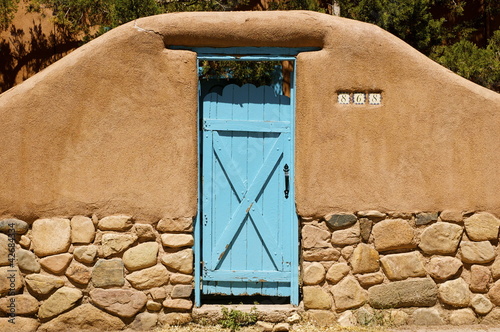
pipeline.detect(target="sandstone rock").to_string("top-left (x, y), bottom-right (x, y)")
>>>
top-left (491, 257), bottom-right (500, 280)
top-left (337, 310), bottom-right (356, 326)
top-left (101, 233), bottom-right (137, 257)
top-left (480, 308), bottom-right (500, 325)
top-left (161, 249), bottom-right (193, 274)
top-left (158, 312), bottom-right (192, 325)
top-left (369, 278), bottom-right (437, 308)
top-left (32, 218), bottom-right (71, 257)
top-left (471, 294), bottom-right (493, 315)
top-left (341, 246), bottom-right (354, 260)
top-left (0, 317), bottom-right (39, 332)
top-left (355, 307), bottom-right (375, 326)
top-left (123, 241), bottom-right (158, 271)
top-left (303, 286), bottom-right (332, 310)
top-left (426, 256), bottom-right (462, 280)
top-left (256, 321), bottom-right (274, 331)
top-left (16, 249), bottom-right (40, 273)
top-left (126, 264), bottom-right (170, 289)
top-left (415, 212), bottom-right (438, 225)
top-left (19, 235), bottom-right (31, 249)
top-left (73, 245), bottom-right (97, 264)
top-left (488, 279), bottom-right (500, 306)
top-left (303, 262), bottom-right (325, 285)
top-left (37, 303), bottom-right (125, 332)
top-left (331, 222), bottom-right (360, 246)
top-left (273, 322), bottom-right (290, 331)
top-left (38, 287), bottom-right (83, 320)
top-left (147, 300), bottom-right (162, 311)
top-left (171, 285), bottom-right (193, 298)
top-left (331, 276), bottom-right (367, 311)
top-left (91, 258), bottom-right (124, 287)
top-left (325, 262), bottom-right (350, 284)
top-left (356, 210), bottom-right (386, 220)
top-left (130, 312), bottom-right (158, 330)
top-left (350, 243), bottom-right (379, 274)
top-left (464, 212), bottom-right (500, 241)
top-left (325, 214), bottom-right (357, 229)
top-left (0, 234), bottom-right (12, 266)
top-left (90, 288), bottom-right (147, 318)
top-left (380, 251), bottom-right (426, 281)
top-left (390, 310), bottom-right (409, 326)
top-left (438, 278), bottom-right (471, 307)
top-left (372, 219), bottom-right (415, 251)
top-left (359, 218), bottom-right (373, 242)
top-left (65, 260), bottom-right (92, 285)
top-left (470, 264), bottom-right (491, 293)
top-left (440, 210), bottom-right (463, 223)
top-left (0, 218), bottom-right (29, 234)
top-left (303, 247), bottom-right (340, 261)
top-left (25, 274), bottom-right (64, 296)
top-left (418, 222), bottom-right (463, 254)
top-left (133, 223), bottom-right (157, 240)
top-left (162, 299), bottom-right (193, 311)
top-left (170, 273), bottom-right (193, 284)
top-left (460, 241), bottom-right (495, 264)
top-left (161, 234), bottom-right (194, 248)
top-left (303, 310), bottom-right (337, 327)
top-left (148, 287), bottom-right (167, 300)
top-left (356, 272), bottom-right (384, 287)
top-left (0, 267), bottom-right (23, 296)
top-left (0, 294), bottom-right (39, 315)
top-left (449, 308), bottom-right (477, 325)
top-left (70, 215), bottom-right (95, 244)
top-left (412, 308), bottom-right (444, 325)
top-left (40, 253), bottom-right (72, 274)
top-left (302, 225), bottom-right (331, 249)
top-left (157, 218), bottom-right (193, 233)
top-left (286, 313), bottom-right (301, 324)
top-left (98, 215), bottom-right (133, 231)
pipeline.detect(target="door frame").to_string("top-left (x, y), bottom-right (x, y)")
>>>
top-left (188, 47), bottom-right (315, 307)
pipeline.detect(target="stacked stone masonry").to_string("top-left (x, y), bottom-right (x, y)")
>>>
top-left (302, 210), bottom-right (500, 327)
top-left (2, 211), bottom-right (500, 330)
top-left (0, 215), bottom-right (194, 331)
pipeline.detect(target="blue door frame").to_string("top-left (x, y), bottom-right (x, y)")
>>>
top-left (186, 47), bottom-right (315, 306)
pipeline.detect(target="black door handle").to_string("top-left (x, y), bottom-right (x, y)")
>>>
top-left (284, 164), bottom-right (289, 199)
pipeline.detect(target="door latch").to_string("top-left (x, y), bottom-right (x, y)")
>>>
top-left (284, 164), bottom-right (290, 199)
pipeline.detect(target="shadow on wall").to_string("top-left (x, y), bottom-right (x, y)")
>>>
top-left (0, 21), bottom-right (79, 93)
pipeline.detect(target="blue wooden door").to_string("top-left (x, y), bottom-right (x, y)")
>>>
top-left (201, 83), bottom-right (296, 300)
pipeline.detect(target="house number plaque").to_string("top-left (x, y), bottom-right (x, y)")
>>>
top-left (337, 92), bottom-right (382, 105)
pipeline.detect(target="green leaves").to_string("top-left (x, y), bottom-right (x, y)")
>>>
top-left (0, 0), bottom-right (20, 31)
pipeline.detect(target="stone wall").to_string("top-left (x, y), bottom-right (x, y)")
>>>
top-left (0, 215), bottom-right (194, 331)
top-left (301, 210), bottom-right (500, 326)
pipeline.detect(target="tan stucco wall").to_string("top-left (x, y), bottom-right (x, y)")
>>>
top-left (0, 11), bottom-right (499, 221)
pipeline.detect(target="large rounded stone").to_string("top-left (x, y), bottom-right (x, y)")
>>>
top-left (438, 278), bottom-right (471, 307)
top-left (326, 262), bottom-right (350, 284)
top-left (38, 287), bottom-right (83, 320)
top-left (470, 264), bottom-right (491, 293)
top-left (487, 279), bottom-right (500, 306)
top-left (356, 272), bottom-right (384, 287)
top-left (39, 253), bottom-right (72, 274)
top-left (101, 233), bottom-right (138, 257)
top-left (449, 308), bottom-right (477, 325)
top-left (380, 251), bottom-right (426, 281)
top-left (325, 213), bottom-right (357, 229)
top-left (162, 299), bottom-right (193, 311)
top-left (73, 245), bottom-right (97, 264)
top-left (481, 308), bottom-right (500, 325)
top-left (16, 249), bottom-right (40, 273)
top-left (368, 278), bottom-right (437, 308)
top-left (0, 317), bottom-right (39, 332)
top-left (65, 260), bottom-right (92, 285)
top-left (460, 241), bottom-right (495, 264)
top-left (331, 222), bottom-right (360, 246)
top-left (91, 258), bottom-right (125, 288)
top-left (32, 218), bottom-right (71, 257)
top-left (0, 294), bottom-right (39, 315)
top-left (157, 217), bottom-right (193, 233)
top-left (350, 243), bottom-right (379, 274)
top-left (37, 303), bottom-right (125, 332)
top-left (90, 288), bottom-right (147, 318)
top-left (372, 219), bottom-right (415, 251)
top-left (303, 286), bottom-right (332, 310)
top-left (471, 294), bottom-right (493, 315)
top-left (426, 256), bottom-right (462, 280)
top-left (130, 312), bottom-right (158, 330)
top-left (303, 262), bottom-right (325, 285)
top-left (161, 234), bottom-right (194, 248)
top-left (301, 225), bottom-right (331, 249)
top-left (123, 242), bottom-right (158, 271)
top-left (464, 212), bottom-right (500, 241)
top-left (0, 234), bottom-right (12, 266)
top-left (158, 312), bottom-right (192, 325)
top-left (331, 276), bottom-right (367, 311)
top-left (171, 285), bottom-right (193, 298)
top-left (161, 249), bottom-right (193, 274)
top-left (0, 218), bottom-right (29, 235)
top-left (440, 210), bottom-right (463, 223)
top-left (97, 215), bottom-right (133, 231)
top-left (303, 247), bottom-right (340, 262)
top-left (70, 216), bottom-right (95, 244)
top-left (418, 222), bottom-right (463, 254)
top-left (412, 308), bottom-right (444, 325)
top-left (25, 274), bottom-right (65, 296)
top-left (126, 264), bottom-right (170, 289)
top-left (0, 267), bottom-right (22, 296)
top-left (133, 224), bottom-right (156, 240)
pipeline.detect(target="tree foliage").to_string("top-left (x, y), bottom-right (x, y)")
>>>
top-left (0, 0), bottom-right (20, 30)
